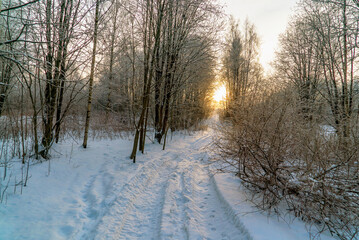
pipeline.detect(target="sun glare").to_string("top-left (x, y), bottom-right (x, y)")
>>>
top-left (213, 84), bottom-right (227, 103)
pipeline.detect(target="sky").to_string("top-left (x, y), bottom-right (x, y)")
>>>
top-left (219, 0), bottom-right (299, 72)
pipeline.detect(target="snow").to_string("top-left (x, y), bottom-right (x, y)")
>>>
top-left (0, 120), bottom-right (337, 239)
top-left (212, 174), bottom-right (336, 240)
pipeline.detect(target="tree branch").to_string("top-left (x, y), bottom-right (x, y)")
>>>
top-left (0, 24), bottom-right (27, 46)
top-left (0, 0), bottom-right (39, 13)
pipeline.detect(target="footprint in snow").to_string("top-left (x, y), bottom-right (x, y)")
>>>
top-left (60, 225), bottom-right (74, 236)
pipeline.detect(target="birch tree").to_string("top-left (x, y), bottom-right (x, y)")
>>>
top-left (83, 0), bottom-right (101, 148)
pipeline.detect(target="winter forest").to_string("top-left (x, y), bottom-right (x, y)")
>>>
top-left (0, 0), bottom-right (358, 239)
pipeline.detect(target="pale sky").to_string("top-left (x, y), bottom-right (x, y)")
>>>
top-left (220, 0), bottom-right (298, 72)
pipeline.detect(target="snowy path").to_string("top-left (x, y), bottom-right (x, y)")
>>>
top-left (75, 134), bottom-right (250, 240)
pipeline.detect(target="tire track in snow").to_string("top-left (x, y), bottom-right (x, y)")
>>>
top-left (74, 153), bottom-right (168, 240)
top-left (191, 132), bottom-right (252, 239)
top-left (90, 153), bottom-right (179, 240)
top-left (157, 132), bottom-right (251, 240)
top-left (158, 157), bottom-right (191, 240)
top-left (209, 173), bottom-right (253, 240)
top-left (179, 133), bottom-right (252, 240)
top-left (181, 158), bottom-right (251, 240)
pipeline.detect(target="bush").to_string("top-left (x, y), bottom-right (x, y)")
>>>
top-left (213, 89), bottom-right (359, 240)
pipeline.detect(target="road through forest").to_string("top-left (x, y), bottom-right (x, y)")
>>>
top-left (75, 125), bottom-right (251, 240)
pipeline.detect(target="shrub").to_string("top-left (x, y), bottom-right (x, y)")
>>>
top-left (213, 89), bottom-right (359, 239)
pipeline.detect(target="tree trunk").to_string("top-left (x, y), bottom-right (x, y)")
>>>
top-left (106, 2), bottom-right (118, 119)
top-left (41, 0), bottom-right (55, 158)
top-left (83, 0), bottom-right (100, 148)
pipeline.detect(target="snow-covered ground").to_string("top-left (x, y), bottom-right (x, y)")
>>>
top-left (0, 120), bottom-right (337, 239)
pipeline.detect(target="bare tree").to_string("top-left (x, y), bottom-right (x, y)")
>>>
top-left (303, 0), bottom-right (359, 137)
top-left (222, 17), bottom-right (261, 112)
top-left (275, 15), bottom-right (321, 120)
top-left (83, 0), bottom-right (101, 149)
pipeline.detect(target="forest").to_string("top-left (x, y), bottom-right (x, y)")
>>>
top-left (0, 0), bottom-right (358, 239)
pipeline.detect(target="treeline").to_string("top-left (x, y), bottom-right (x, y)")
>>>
top-left (0, 0), bottom-right (220, 163)
top-left (215, 0), bottom-right (359, 239)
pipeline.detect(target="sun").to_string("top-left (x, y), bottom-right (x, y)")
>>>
top-left (213, 84), bottom-right (227, 103)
